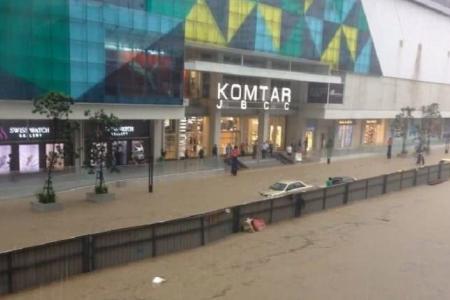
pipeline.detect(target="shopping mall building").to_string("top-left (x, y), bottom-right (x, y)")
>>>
top-left (1, 0), bottom-right (450, 174)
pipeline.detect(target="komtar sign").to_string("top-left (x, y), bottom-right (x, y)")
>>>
top-left (216, 83), bottom-right (291, 111)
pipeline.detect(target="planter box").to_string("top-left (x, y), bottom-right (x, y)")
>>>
top-left (86, 192), bottom-right (115, 203)
top-left (31, 201), bottom-right (63, 213)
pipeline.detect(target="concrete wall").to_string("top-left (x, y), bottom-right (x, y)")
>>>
top-left (363, 0), bottom-right (450, 84)
top-left (306, 73), bottom-right (450, 120)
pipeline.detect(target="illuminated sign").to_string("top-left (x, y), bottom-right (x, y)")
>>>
top-left (216, 83), bottom-right (291, 111)
top-left (338, 120), bottom-right (354, 125)
top-left (7, 126), bottom-right (50, 139)
top-left (111, 126), bottom-right (135, 137)
top-left (366, 120), bottom-right (380, 124)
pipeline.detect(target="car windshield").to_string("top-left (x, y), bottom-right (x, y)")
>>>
top-left (270, 183), bottom-right (287, 191)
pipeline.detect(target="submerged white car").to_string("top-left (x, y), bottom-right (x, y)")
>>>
top-left (260, 180), bottom-right (315, 198)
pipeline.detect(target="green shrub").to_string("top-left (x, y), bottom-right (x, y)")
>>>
top-left (95, 185), bottom-right (108, 194)
top-left (36, 191), bottom-right (56, 204)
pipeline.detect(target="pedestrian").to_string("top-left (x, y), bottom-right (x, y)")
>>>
top-left (261, 142), bottom-right (266, 159)
top-left (184, 148), bottom-right (189, 160)
top-left (325, 177), bottom-right (333, 187)
top-left (240, 143), bottom-right (246, 157)
top-left (304, 136), bottom-right (309, 154)
top-left (286, 144), bottom-right (293, 156)
top-left (325, 138), bottom-right (334, 164)
top-left (416, 143), bottom-right (425, 166)
top-left (212, 144), bottom-right (218, 157)
top-left (268, 142), bottom-right (273, 157)
top-left (386, 136), bottom-right (393, 159)
top-left (225, 143), bottom-right (232, 158)
top-left (252, 142), bottom-right (257, 159)
top-left (198, 148), bottom-right (204, 159)
top-left (297, 138), bottom-right (302, 153)
top-left (445, 134), bottom-right (450, 154)
top-left (231, 145), bottom-right (240, 176)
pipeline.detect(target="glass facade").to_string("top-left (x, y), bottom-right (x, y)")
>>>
top-left (149, 0), bottom-right (381, 74)
top-left (0, 0), bottom-right (184, 105)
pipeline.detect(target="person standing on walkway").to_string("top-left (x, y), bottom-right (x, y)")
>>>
top-left (304, 136), bottom-right (309, 155)
top-left (325, 138), bottom-right (334, 165)
top-left (230, 146), bottom-right (240, 176)
top-left (212, 144), bottom-right (218, 157)
top-left (386, 136), bottom-right (393, 159)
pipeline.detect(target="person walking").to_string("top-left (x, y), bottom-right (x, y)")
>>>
top-left (212, 144), bottom-right (218, 157)
top-left (304, 136), bottom-right (309, 154)
top-left (416, 142), bottom-right (425, 166)
top-left (325, 177), bottom-right (333, 187)
top-left (268, 142), bottom-right (273, 157)
top-left (252, 142), bottom-right (257, 159)
top-left (386, 136), bottom-right (393, 159)
top-left (230, 146), bottom-right (240, 176)
top-left (325, 138), bottom-right (334, 165)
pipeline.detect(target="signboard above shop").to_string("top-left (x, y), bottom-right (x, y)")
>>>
top-left (307, 83), bottom-right (344, 104)
top-left (0, 121), bottom-right (53, 142)
top-left (216, 83), bottom-right (291, 111)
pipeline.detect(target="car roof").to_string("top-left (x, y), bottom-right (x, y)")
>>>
top-left (276, 180), bottom-right (305, 185)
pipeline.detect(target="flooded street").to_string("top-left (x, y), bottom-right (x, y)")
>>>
top-left (7, 181), bottom-right (450, 300)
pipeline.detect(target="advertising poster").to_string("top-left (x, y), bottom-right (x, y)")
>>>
top-left (19, 144), bottom-right (40, 173)
top-left (46, 144), bottom-right (64, 170)
top-left (112, 141), bottom-right (127, 166)
top-left (131, 140), bottom-right (145, 164)
top-left (0, 145), bottom-right (11, 174)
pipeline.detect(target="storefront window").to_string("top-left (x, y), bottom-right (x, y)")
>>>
top-left (220, 117), bottom-right (240, 155)
top-left (336, 121), bottom-right (354, 149)
top-left (164, 120), bottom-right (178, 160)
top-left (363, 120), bottom-right (385, 145)
top-left (19, 144), bottom-right (40, 173)
top-left (0, 145), bottom-right (11, 174)
top-left (269, 116), bottom-right (286, 150)
top-left (186, 117), bottom-right (208, 158)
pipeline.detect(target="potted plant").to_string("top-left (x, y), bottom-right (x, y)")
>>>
top-left (31, 92), bottom-right (75, 212)
top-left (84, 110), bottom-right (119, 203)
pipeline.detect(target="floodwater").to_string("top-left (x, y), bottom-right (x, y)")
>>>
top-left (0, 152), bottom-right (449, 251)
top-left (6, 181), bottom-right (450, 300)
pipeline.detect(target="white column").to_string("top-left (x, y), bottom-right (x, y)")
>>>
top-left (153, 120), bottom-right (163, 161)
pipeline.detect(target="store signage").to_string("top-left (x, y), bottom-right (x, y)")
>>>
top-left (216, 83), bottom-right (291, 111)
top-left (338, 120), bottom-right (354, 125)
top-left (366, 120), bottom-right (380, 124)
top-left (308, 83), bottom-right (344, 104)
top-left (0, 126), bottom-right (51, 140)
top-left (111, 126), bottom-right (135, 137)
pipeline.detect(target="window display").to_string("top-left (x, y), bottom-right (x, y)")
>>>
top-left (19, 144), bottom-right (40, 173)
top-left (336, 125), bottom-right (353, 149)
top-left (0, 145), bottom-right (11, 174)
top-left (131, 141), bottom-right (145, 164)
top-left (112, 141), bottom-right (128, 166)
top-left (45, 143), bottom-right (64, 170)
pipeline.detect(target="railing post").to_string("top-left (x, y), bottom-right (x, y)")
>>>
top-left (269, 199), bottom-right (274, 224)
top-left (294, 194), bottom-right (303, 218)
top-left (382, 174), bottom-right (388, 194)
top-left (7, 252), bottom-right (13, 294)
top-left (365, 179), bottom-right (369, 199)
top-left (400, 171), bottom-right (404, 190)
top-left (344, 183), bottom-right (349, 204)
top-left (152, 225), bottom-right (157, 257)
top-left (82, 235), bottom-right (94, 273)
top-left (232, 206), bottom-right (241, 233)
top-left (322, 188), bottom-right (327, 210)
top-left (200, 217), bottom-right (206, 246)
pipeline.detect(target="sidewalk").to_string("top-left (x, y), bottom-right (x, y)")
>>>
top-left (0, 149), bottom-right (448, 252)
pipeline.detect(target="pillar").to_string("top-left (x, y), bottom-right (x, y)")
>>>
top-left (153, 120), bottom-right (163, 161)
